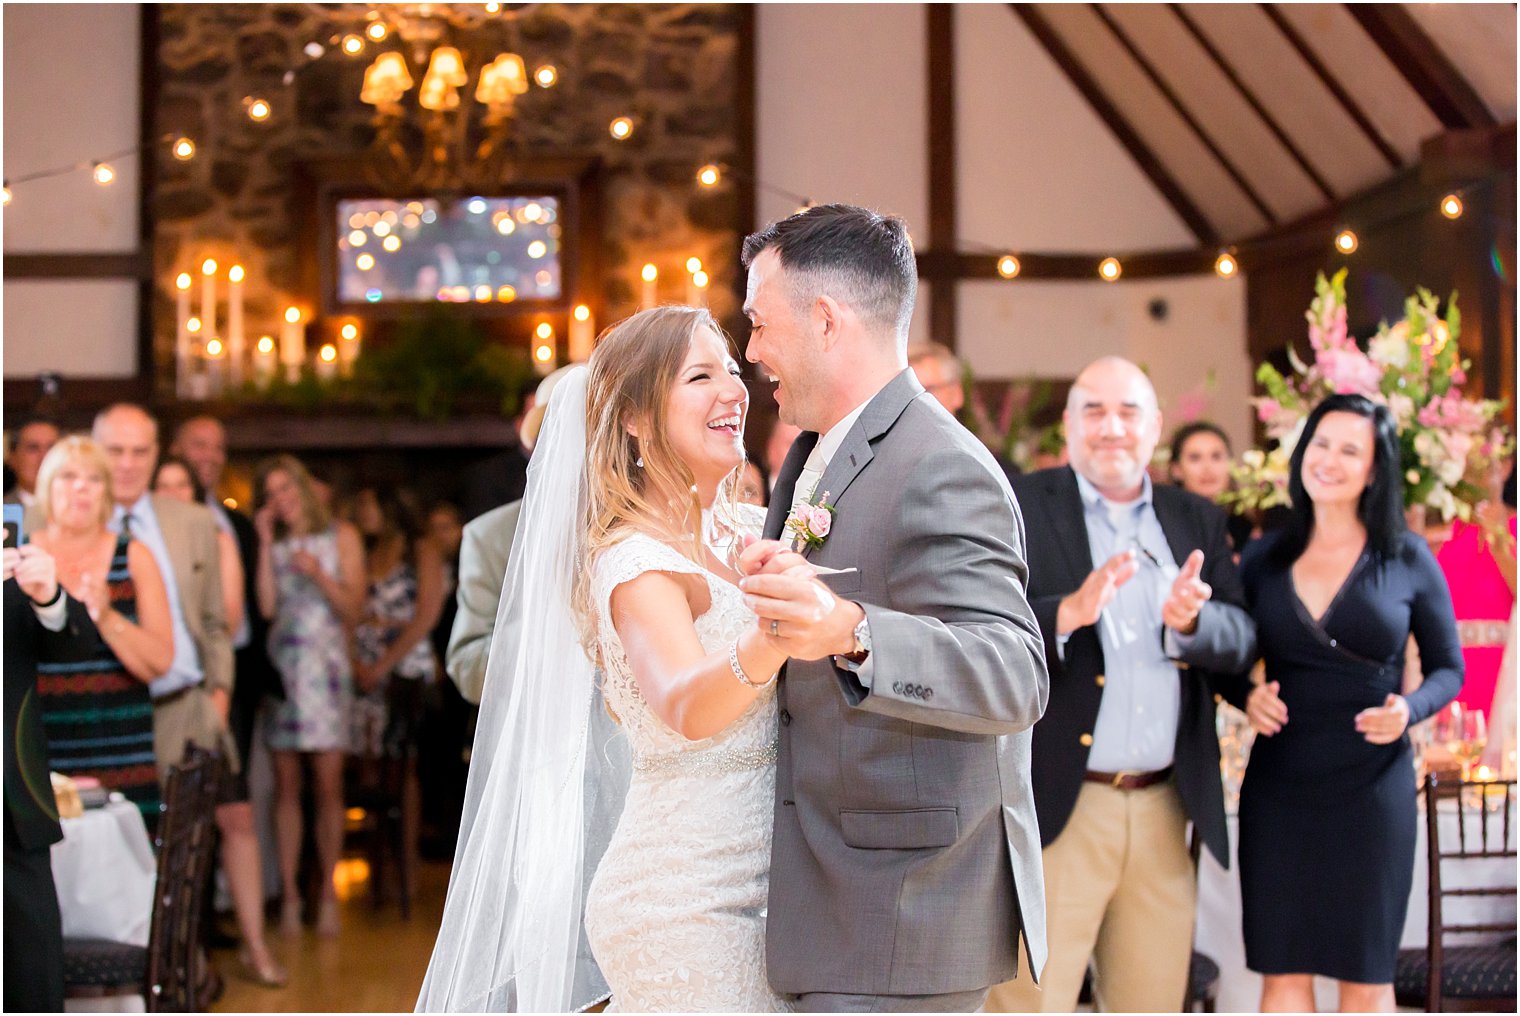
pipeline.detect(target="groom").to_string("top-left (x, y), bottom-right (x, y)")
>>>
top-left (738, 204), bottom-right (1050, 1012)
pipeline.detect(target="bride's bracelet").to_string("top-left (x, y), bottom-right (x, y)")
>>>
top-left (728, 639), bottom-right (777, 690)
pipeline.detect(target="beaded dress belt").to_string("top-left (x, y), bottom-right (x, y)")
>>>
top-left (632, 740), bottom-right (778, 777)
top-left (1456, 619), bottom-right (1509, 649)
top-left (1084, 765), bottom-right (1174, 791)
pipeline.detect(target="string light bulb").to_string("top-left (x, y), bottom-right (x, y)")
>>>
top-left (1334, 229), bottom-right (1358, 254)
top-left (246, 97), bottom-right (271, 122)
top-left (609, 116), bottom-right (634, 140)
top-left (697, 164), bottom-right (721, 187)
top-left (1098, 257), bottom-right (1122, 282)
top-left (996, 255), bottom-right (1020, 279)
top-left (92, 162), bottom-right (116, 186)
top-left (365, 22), bottom-right (388, 42)
top-left (1440, 194), bottom-right (1463, 220)
top-left (1214, 252), bottom-right (1238, 278)
top-left (485, 2), bottom-right (502, 12)
top-left (534, 65), bottom-right (558, 88)
top-left (342, 34), bottom-right (365, 55)
top-left (172, 137), bottom-right (196, 161)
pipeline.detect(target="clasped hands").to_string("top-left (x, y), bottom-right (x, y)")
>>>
top-left (1055, 547), bottom-right (1213, 637)
top-left (1246, 681), bottom-right (1409, 745)
top-left (736, 538), bottom-right (864, 662)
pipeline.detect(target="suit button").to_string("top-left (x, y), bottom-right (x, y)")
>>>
top-left (1079, 733), bottom-right (1093, 747)
top-left (1095, 675), bottom-right (1106, 687)
top-left (779, 709), bottom-right (791, 726)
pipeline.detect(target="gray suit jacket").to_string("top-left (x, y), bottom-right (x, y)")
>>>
top-left (762, 370), bottom-right (1049, 997)
top-left (445, 500), bottom-right (522, 704)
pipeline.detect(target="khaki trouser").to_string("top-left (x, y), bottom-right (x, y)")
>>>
top-left (984, 780), bottom-right (1197, 1013)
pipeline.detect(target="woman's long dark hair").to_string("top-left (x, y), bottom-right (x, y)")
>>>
top-left (1271, 393), bottom-right (1406, 565)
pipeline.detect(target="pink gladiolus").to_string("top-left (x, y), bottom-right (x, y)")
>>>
top-left (1317, 348), bottom-right (1382, 396)
top-left (1256, 398), bottom-right (1283, 423)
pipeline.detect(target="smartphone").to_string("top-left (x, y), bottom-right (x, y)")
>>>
top-left (2, 503), bottom-right (24, 549)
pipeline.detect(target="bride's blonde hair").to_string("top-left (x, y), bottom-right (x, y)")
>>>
top-left (571, 305), bottom-right (749, 648)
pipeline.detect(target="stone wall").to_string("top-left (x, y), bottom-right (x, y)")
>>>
top-left (151, 2), bottom-right (743, 400)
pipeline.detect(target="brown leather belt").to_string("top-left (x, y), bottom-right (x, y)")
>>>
top-left (1084, 766), bottom-right (1174, 791)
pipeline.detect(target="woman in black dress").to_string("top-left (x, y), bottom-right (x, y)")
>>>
top-left (1239, 394), bottom-right (1462, 1012)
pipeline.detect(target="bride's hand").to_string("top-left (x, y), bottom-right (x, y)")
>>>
top-left (740, 570), bottom-right (864, 662)
top-left (737, 537), bottom-right (804, 577)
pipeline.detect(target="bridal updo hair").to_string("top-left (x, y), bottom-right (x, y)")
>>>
top-left (573, 305), bottom-right (748, 643)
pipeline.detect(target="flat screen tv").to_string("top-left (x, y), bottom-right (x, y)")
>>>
top-left (333, 194), bottom-right (563, 309)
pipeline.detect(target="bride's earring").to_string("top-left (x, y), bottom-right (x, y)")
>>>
top-left (635, 455), bottom-right (644, 468)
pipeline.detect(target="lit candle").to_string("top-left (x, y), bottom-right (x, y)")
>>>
top-left (174, 272), bottom-right (193, 398)
top-left (200, 258), bottom-right (218, 342)
top-left (640, 263), bottom-right (658, 310)
top-left (315, 343), bottom-right (338, 382)
top-left (338, 321), bottom-right (361, 377)
top-left (692, 269), bottom-right (710, 307)
top-left (280, 306), bottom-right (305, 383)
top-left (685, 257), bottom-right (703, 306)
top-left (568, 304), bottom-right (595, 362)
top-left (254, 335), bottom-right (277, 389)
top-left (533, 321), bottom-right (556, 377)
top-left (204, 337), bottom-right (225, 397)
top-left (227, 265), bottom-right (245, 386)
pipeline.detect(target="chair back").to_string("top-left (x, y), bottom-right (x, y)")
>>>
top-left (143, 748), bottom-right (223, 1012)
top-left (1423, 773), bottom-right (1517, 1012)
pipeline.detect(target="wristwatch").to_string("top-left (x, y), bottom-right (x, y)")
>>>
top-left (850, 613), bottom-right (872, 657)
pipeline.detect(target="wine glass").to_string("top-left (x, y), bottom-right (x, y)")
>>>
top-left (1456, 709), bottom-right (1488, 782)
top-left (1430, 702), bottom-right (1463, 776)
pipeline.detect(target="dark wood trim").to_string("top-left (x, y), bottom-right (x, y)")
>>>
top-left (734, 3), bottom-right (757, 261)
top-left (1168, 4), bottom-right (1336, 203)
top-left (2, 252), bottom-right (153, 279)
top-left (927, 4), bottom-right (958, 351)
top-left (1091, 4), bottom-right (1277, 226)
top-left (1009, 4), bottom-right (1219, 246)
top-left (916, 248), bottom-right (1218, 281)
top-left (3, 377), bottom-right (153, 429)
top-left (138, 5), bottom-right (160, 397)
top-left (1473, 183), bottom-right (1504, 401)
top-left (1346, 4), bottom-right (1496, 131)
top-left (1260, 3), bottom-right (1402, 170)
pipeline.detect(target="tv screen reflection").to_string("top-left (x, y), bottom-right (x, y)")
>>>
top-left (336, 195), bottom-right (562, 305)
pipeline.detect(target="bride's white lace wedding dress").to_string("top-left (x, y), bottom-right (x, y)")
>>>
top-left (583, 518), bottom-right (790, 1013)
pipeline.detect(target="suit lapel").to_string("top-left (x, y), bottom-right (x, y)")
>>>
top-left (1044, 467), bottom-right (1098, 585)
top-left (764, 431), bottom-right (817, 539)
top-left (812, 369), bottom-right (923, 510)
top-left (151, 495), bottom-right (195, 603)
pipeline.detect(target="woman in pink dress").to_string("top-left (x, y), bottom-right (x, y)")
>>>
top-left (1436, 465), bottom-right (1517, 717)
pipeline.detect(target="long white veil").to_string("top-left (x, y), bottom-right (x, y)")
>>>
top-left (418, 366), bottom-right (631, 1012)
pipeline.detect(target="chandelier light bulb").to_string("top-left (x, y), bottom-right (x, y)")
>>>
top-left (1214, 252), bottom-right (1238, 278)
top-left (1440, 194), bottom-right (1463, 220)
top-left (996, 255), bottom-right (1020, 279)
top-left (610, 116), bottom-right (634, 141)
top-left (246, 98), bottom-right (271, 121)
top-left (172, 137), bottom-right (196, 161)
top-left (92, 162), bottom-right (116, 186)
top-left (697, 164), bottom-right (721, 187)
top-left (534, 64), bottom-right (558, 88)
top-left (1334, 229), bottom-right (1358, 254)
top-left (1098, 257), bottom-right (1122, 282)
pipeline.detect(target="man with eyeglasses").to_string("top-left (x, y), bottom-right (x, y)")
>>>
top-left (987, 356), bottom-right (1257, 1013)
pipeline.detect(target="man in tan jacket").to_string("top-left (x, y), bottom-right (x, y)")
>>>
top-left (92, 404), bottom-right (235, 774)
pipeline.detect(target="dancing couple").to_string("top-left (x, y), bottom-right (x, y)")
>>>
top-left (418, 205), bottom-right (1050, 1012)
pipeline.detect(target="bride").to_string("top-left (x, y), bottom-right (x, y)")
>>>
top-left (418, 306), bottom-right (807, 1012)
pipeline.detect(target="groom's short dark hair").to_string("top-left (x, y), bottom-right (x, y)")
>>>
top-left (742, 204), bottom-right (917, 341)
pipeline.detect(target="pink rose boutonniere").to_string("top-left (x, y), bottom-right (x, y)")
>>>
top-left (785, 492), bottom-right (835, 551)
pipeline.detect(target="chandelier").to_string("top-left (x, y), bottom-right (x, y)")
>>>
top-left (338, 4), bottom-right (556, 190)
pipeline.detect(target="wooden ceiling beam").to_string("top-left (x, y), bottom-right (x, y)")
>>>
top-left (1091, 3), bottom-right (1278, 226)
top-left (1346, 4), bottom-right (1497, 131)
top-left (1008, 3), bottom-right (1220, 247)
top-left (1260, 4), bottom-right (1402, 171)
top-left (1168, 3), bottom-right (1337, 204)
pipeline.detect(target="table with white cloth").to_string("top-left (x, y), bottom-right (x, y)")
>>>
top-left (51, 797), bottom-right (157, 947)
top-left (1196, 793), bottom-right (1517, 1012)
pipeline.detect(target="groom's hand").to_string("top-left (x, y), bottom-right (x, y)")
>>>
top-left (740, 570), bottom-right (864, 661)
top-left (737, 537), bottom-right (805, 577)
